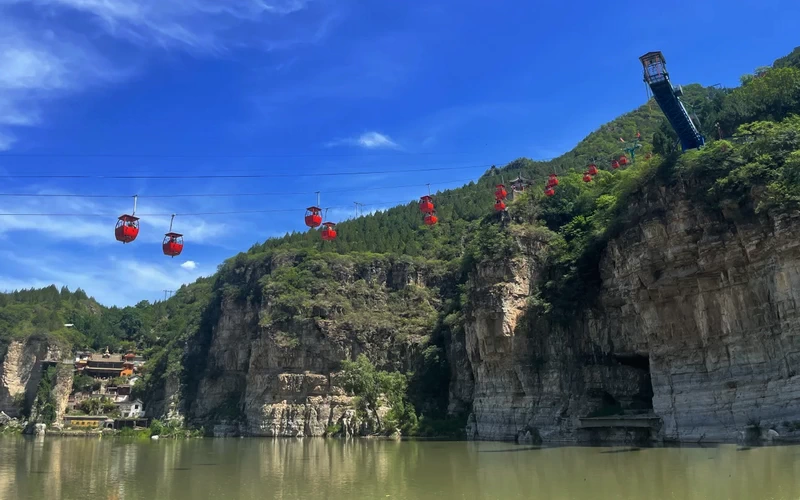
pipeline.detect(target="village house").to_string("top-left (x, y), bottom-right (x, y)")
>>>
top-left (119, 399), bottom-right (145, 418)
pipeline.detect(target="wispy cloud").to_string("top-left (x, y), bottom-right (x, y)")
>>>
top-left (0, 16), bottom-right (123, 148)
top-left (413, 102), bottom-right (529, 148)
top-left (326, 131), bottom-right (401, 150)
top-left (0, 131), bottom-right (16, 151)
top-left (1, 0), bottom-right (320, 52)
top-left (246, 29), bottom-right (426, 126)
top-left (0, 0), bottom-right (338, 148)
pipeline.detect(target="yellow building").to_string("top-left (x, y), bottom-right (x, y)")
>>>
top-left (63, 415), bottom-right (114, 429)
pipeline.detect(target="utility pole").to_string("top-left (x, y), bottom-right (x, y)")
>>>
top-left (354, 202), bottom-right (365, 218)
top-left (162, 290), bottom-right (174, 301)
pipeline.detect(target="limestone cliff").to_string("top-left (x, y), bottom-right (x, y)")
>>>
top-left (51, 365), bottom-right (73, 423)
top-left (0, 337), bottom-right (64, 418)
top-left (184, 255), bottom-right (441, 436)
top-left (175, 172), bottom-right (800, 443)
top-left (463, 183), bottom-right (800, 443)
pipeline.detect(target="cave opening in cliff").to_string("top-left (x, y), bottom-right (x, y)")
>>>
top-left (614, 353), bottom-right (654, 412)
top-left (614, 353), bottom-right (649, 371)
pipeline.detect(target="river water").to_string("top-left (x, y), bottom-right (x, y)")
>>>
top-left (2, 436), bottom-right (799, 499)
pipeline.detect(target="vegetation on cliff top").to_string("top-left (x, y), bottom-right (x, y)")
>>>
top-left (511, 60), bottom-right (800, 320)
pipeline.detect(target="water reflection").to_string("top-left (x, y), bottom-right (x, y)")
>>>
top-left (2, 437), bottom-right (800, 499)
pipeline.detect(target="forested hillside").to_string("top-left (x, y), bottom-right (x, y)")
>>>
top-left (3, 47), bottom-right (799, 434)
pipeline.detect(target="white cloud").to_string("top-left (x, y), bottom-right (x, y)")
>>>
top-left (326, 131), bottom-right (401, 150)
top-left (180, 260), bottom-right (197, 270)
top-left (358, 132), bottom-right (398, 149)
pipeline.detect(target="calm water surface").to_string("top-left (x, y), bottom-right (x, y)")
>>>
top-left (2, 436), bottom-right (800, 499)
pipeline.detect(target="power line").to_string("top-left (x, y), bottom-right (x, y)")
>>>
top-left (0, 178), bottom-right (480, 199)
top-left (0, 163), bottom-right (493, 180)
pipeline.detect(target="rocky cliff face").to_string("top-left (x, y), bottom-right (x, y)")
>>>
top-left (185, 256), bottom-right (440, 436)
top-left (179, 181), bottom-right (800, 443)
top-left (0, 337), bottom-right (63, 418)
top-left (51, 365), bottom-right (73, 424)
top-left (462, 183), bottom-right (800, 443)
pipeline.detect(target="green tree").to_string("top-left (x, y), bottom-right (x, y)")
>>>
top-left (72, 373), bottom-right (97, 393)
top-left (33, 367), bottom-right (57, 424)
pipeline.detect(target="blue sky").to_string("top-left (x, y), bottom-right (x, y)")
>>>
top-left (0, 0), bottom-right (797, 306)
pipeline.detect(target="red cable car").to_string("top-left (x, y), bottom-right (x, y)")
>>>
top-left (321, 222), bottom-right (337, 241)
top-left (619, 155), bottom-right (629, 166)
top-left (424, 213), bottom-right (438, 226)
top-left (495, 184), bottom-right (508, 200)
top-left (115, 195), bottom-right (140, 244)
top-left (163, 232), bottom-right (184, 257)
top-left (611, 159), bottom-right (620, 169)
top-left (115, 215), bottom-right (140, 244)
top-left (583, 173), bottom-right (593, 183)
top-left (161, 214), bottom-right (183, 257)
top-left (544, 188), bottom-right (556, 197)
top-left (494, 200), bottom-right (506, 212)
top-left (419, 195), bottom-right (435, 214)
top-left (587, 164), bottom-right (599, 176)
top-left (547, 174), bottom-right (559, 187)
top-left (304, 206), bottom-right (322, 228)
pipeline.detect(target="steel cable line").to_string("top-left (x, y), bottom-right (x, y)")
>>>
top-left (0, 158), bottom-right (502, 175)
top-left (0, 163), bottom-right (494, 179)
top-left (0, 199), bottom-right (418, 217)
top-left (0, 151), bottom-right (485, 159)
top-left (0, 178), bottom-right (480, 199)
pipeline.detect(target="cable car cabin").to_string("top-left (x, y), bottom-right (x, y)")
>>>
top-left (611, 159), bottom-right (620, 169)
top-left (162, 232), bottom-right (184, 257)
top-left (619, 155), bottom-right (629, 166)
top-left (544, 188), bottom-right (556, 197)
top-left (115, 215), bottom-right (140, 243)
top-left (494, 200), bottom-right (506, 212)
top-left (587, 164), bottom-right (599, 176)
top-left (424, 213), bottom-right (438, 226)
top-left (495, 184), bottom-right (508, 200)
top-left (547, 175), bottom-right (559, 187)
top-left (320, 222), bottom-right (337, 241)
top-left (304, 206), bottom-right (322, 228)
top-left (583, 173), bottom-right (593, 183)
top-left (419, 195), bottom-right (435, 214)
